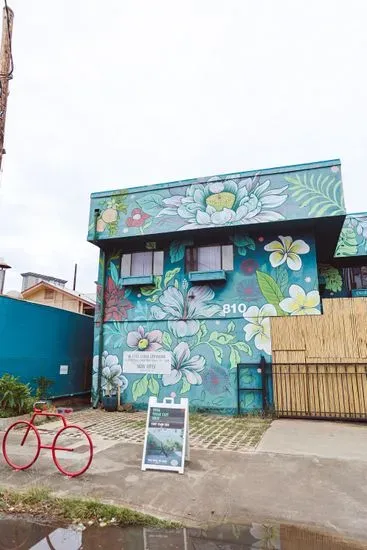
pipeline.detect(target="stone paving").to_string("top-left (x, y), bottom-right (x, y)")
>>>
top-left (42, 409), bottom-right (271, 452)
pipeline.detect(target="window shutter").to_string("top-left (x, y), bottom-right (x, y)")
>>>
top-left (221, 245), bottom-right (234, 271)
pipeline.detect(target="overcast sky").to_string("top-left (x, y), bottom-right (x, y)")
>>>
top-left (1, 0), bottom-right (366, 294)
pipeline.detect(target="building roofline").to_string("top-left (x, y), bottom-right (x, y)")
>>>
top-left (22, 281), bottom-right (96, 307)
top-left (90, 158), bottom-right (341, 199)
top-left (20, 272), bottom-right (68, 284)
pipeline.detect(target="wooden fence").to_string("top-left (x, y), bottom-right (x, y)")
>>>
top-left (270, 298), bottom-right (367, 419)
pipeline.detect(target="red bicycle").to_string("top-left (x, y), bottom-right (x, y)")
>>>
top-left (2, 401), bottom-right (93, 477)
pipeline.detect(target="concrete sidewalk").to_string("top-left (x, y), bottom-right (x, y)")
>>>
top-left (1, 434), bottom-right (367, 543)
top-left (257, 419), bottom-right (367, 461)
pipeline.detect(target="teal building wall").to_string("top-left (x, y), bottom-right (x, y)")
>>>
top-left (88, 159), bottom-right (347, 414)
top-left (0, 297), bottom-right (93, 397)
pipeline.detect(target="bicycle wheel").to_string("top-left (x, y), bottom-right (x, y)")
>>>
top-left (51, 425), bottom-right (93, 477)
top-left (2, 421), bottom-right (41, 470)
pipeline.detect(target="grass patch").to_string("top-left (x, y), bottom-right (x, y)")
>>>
top-left (0, 487), bottom-right (179, 528)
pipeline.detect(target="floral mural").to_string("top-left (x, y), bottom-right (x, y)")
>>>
top-left (335, 214), bottom-right (367, 257)
top-left (157, 175), bottom-right (288, 228)
top-left (91, 227), bottom-right (320, 413)
top-left (89, 161), bottom-right (341, 412)
top-left (88, 162), bottom-right (345, 241)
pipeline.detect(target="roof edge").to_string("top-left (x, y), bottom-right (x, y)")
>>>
top-left (90, 158), bottom-right (341, 200)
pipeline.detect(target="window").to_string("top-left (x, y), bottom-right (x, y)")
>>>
top-left (121, 251), bottom-right (164, 277)
top-left (186, 245), bottom-right (233, 272)
top-left (44, 288), bottom-right (55, 300)
top-left (343, 266), bottom-right (367, 291)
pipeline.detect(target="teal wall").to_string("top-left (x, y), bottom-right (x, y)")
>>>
top-left (88, 160), bottom-right (345, 242)
top-left (92, 229), bottom-right (320, 414)
top-left (0, 297), bottom-right (93, 397)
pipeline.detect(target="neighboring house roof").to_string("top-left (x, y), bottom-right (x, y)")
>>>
top-left (20, 272), bottom-right (68, 284)
top-left (22, 281), bottom-right (96, 307)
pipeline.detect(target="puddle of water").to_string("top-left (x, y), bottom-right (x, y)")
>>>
top-left (0, 516), bottom-right (366, 549)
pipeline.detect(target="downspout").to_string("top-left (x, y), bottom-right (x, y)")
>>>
top-left (97, 249), bottom-right (106, 406)
top-left (93, 208), bottom-right (106, 408)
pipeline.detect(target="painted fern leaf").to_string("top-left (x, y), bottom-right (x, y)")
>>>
top-left (285, 173), bottom-right (345, 216)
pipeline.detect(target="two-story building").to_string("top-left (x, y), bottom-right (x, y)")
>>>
top-left (88, 159), bottom-right (367, 415)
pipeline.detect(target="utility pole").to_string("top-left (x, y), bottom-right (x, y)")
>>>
top-left (0, 3), bottom-right (13, 171)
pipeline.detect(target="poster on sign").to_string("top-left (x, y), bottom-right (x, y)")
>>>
top-left (123, 351), bottom-right (171, 375)
top-left (141, 396), bottom-right (189, 474)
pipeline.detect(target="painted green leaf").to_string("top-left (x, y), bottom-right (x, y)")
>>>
top-left (148, 376), bottom-right (159, 396)
top-left (181, 377), bottom-right (191, 394)
top-left (240, 368), bottom-right (253, 385)
top-left (162, 331), bottom-right (172, 348)
top-left (209, 331), bottom-right (235, 345)
top-left (285, 173), bottom-right (345, 217)
top-left (244, 392), bottom-right (255, 408)
top-left (174, 279), bottom-right (179, 289)
top-left (227, 321), bottom-right (236, 333)
top-left (164, 268), bottom-right (180, 287)
top-left (147, 294), bottom-right (159, 303)
top-left (275, 265), bottom-right (289, 295)
top-left (196, 322), bottom-right (208, 345)
top-left (229, 347), bottom-right (240, 369)
top-left (256, 271), bottom-right (284, 315)
top-left (234, 341), bottom-right (252, 355)
top-left (110, 262), bottom-right (120, 285)
top-left (319, 264), bottom-right (342, 292)
top-left (231, 233), bottom-right (256, 249)
top-left (140, 275), bottom-right (162, 296)
top-left (136, 193), bottom-right (164, 214)
top-left (211, 345), bottom-right (223, 364)
top-left (169, 240), bottom-right (193, 263)
top-left (132, 374), bottom-right (149, 401)
top-left (335, 227), bottom-right (358, 257)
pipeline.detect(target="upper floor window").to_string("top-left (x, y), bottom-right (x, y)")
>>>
top-left (44, 288), bottom-right (55, 300)
top-left (121, 251), bottom-right (164, 277)
top-left (186, 245), bottom-right (233, 272)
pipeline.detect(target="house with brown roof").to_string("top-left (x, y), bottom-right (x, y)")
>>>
top-left (22, 281), bottom-right (95, 316)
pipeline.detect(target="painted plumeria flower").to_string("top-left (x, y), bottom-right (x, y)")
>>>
top-left (126, 208), bottom-right (150, 227)
top-left (98, 351), bottom-right (128, 395)
top-left (243, 304), bottom-right (276, 356)
top-left (162, 342), bottom-right (205, 386)
top-left (250, 523), bottom-right (280, 549)
top-left (279, 284), bottom-right (320, 315)
top-left (151, 286), bottom-right (222, 337)
top-left (264, 236), bottom-right (310, 271)
top-left (126, 325), bottom-right (163, 351)
top-left (158, 175), bottom-right (288, 229)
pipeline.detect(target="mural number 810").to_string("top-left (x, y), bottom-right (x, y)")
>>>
top-left (222, 303), bottom-right (247, 315)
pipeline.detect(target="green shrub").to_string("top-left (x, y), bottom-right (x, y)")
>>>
top-left (0, 374), bottom-right (33, 415)
top-left (33, 376), bottom-right (54, 399)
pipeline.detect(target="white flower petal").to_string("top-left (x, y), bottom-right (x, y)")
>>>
top-left (269, 251), bottom-right (286, 268)
top-left (162, 369), bottom-right (182, 386)
top-left (286, 252), bottom-right (302, 271)
top-left (196, 209), bottom-right (211, 225)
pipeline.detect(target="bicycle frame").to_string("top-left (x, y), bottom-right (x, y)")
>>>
top-left (21, 410), bottom-right (74, 454)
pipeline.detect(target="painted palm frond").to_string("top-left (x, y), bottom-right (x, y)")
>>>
top-left (285, 173), bottom-right (345, 216)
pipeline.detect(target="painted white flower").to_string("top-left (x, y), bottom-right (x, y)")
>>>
top-left (157, 175), bottom-right (288, 229)
top-left (243, 304), bottom-right (276, 356)
top-left (151, 286), bottom-right (222, 338)
top-left (99, 351), bottom-right (128, 395)
top-left (127, 325), bottom-right (163, 351)
top-left (279, 284), bottom-right (320, 315)
top-left (162, 342), bottom-right (205, 386)
top-left (264, 236), bottom-right (310, 271)
top-left (250, 523), bottom-right (280, 549)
